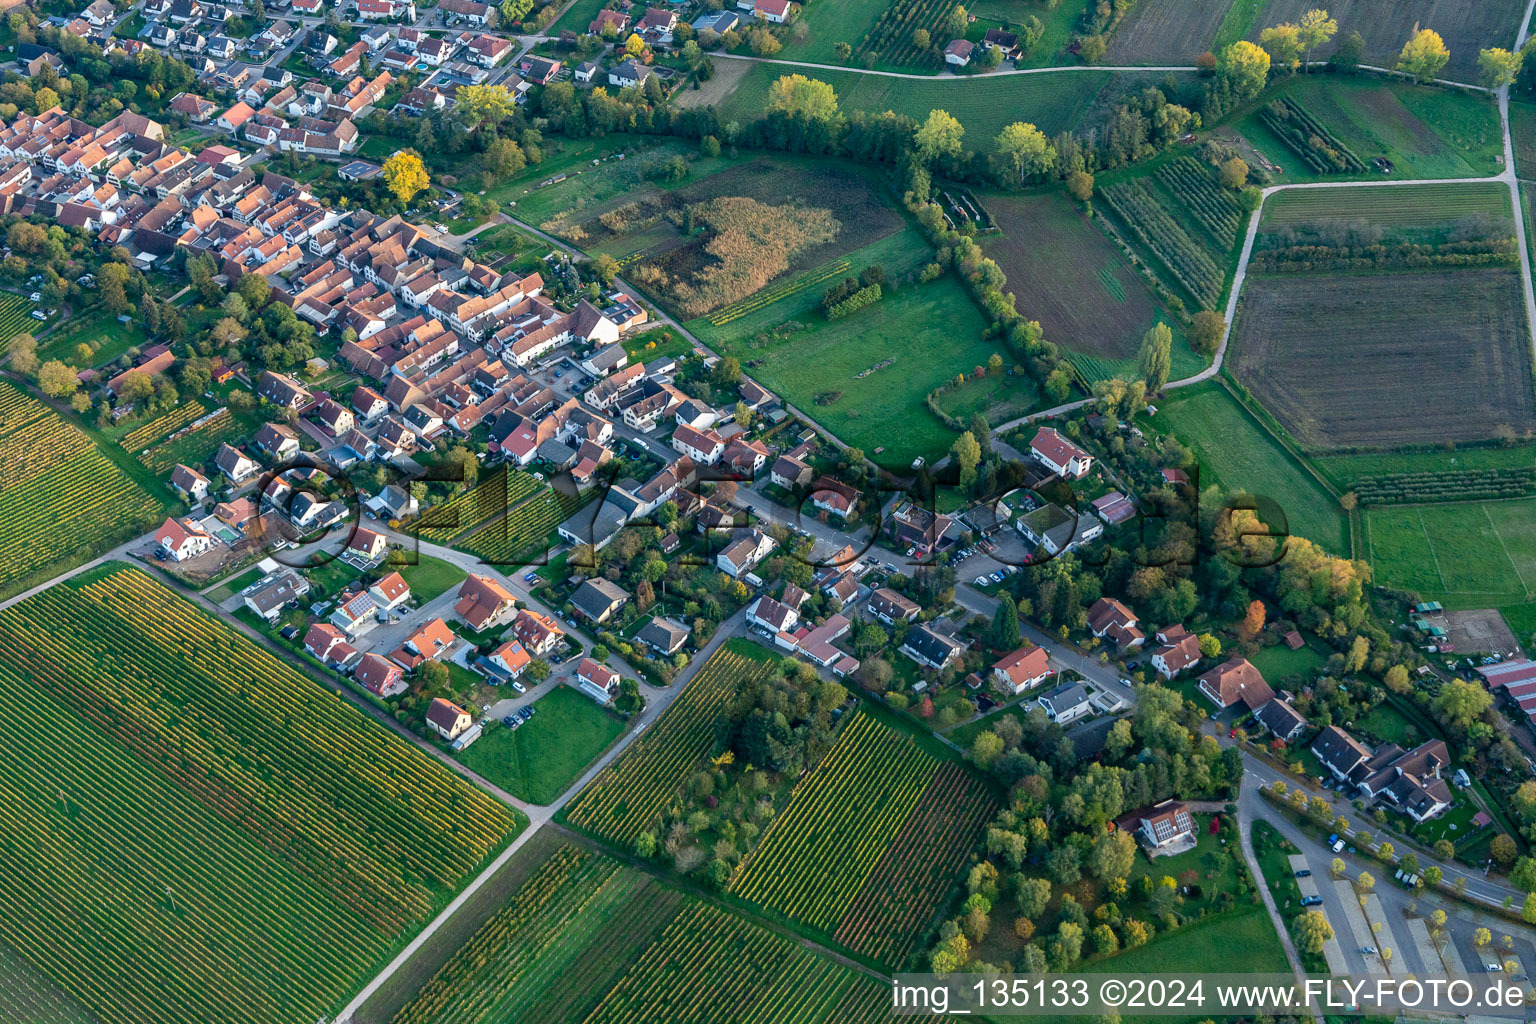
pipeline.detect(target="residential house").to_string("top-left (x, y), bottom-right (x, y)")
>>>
top-left (867, 587), bottom-right (919, 626)
top-left (390, 617), bottom-right (457, 669)
top-left (1196, 657), bottom-right (1273, 711)
top-left (170, 463), bottom-right (210, 501)
top-left (1036, 681), bottom-right (1092, 725)
top-left (254, 421), bottom-right (301, 461)
top-left (672, 424), bottom-right (724, 465)
top-left (154, 517), bottom-right (214, 561)
top-left (637, 616), bottom-right (689, 655)
top-left (1149, 624), bottom-right (1201, 679)
top-left (747, 595), bottom-right (798, 635)
top-left (514, 608), bottom-right (564, 655)
top-left (486, 637), bottom-right (532, 679)
top-left (355, 652), bottom-right (407, 696)
top-left (352, 385), bottom-right (389, 423)
top-left (809, 476), bottom-right (859, 519)
top-left (992, 645), bottom-right (1053, 695)
top-left (1253, 697), bottom-right (1308, 743)
top-left (368, 570), bottom-right (412, 612)
top-left (214, 443), bottom-right (259, 484)
top-left (346, 526), bottom-right (389, 564)
top-left (716, 529), bottom-right (775, 578)
top-left (769, 454), bottom-right (811, 490)
top-left (754, 0), bottom-right (793, 22)
top-left (578, 657), bottom-right (620, 692)
top-left (257, 370), bottom-right (310, 409)
top-left (426, 697), bottom-right (472, 740)
top-left (242, 570), bottom-right (310, 622)
top-left (305, 623), bottom-right (360, 668)
top-left (329, 589), bottom-right (380, 637)
top-left (943, 39), bottom-right (974, 65)
top-left (570, 577), bottom-right (629, 623)
top-left (899, 624), bottom-right (964, 671)
top-left (1086, 597), bottom-right (1143, 648)
top-left (454, 573), bottom-right (517, 631)
top-left (1029, 426), bottom-right (1093, 479)
top-left (1118, 800), bottom-right (1196, 850)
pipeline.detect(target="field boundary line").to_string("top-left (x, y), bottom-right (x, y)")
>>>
top-left (1483, 502), bottom-right (1533, 602)
top-left (1414, 507), bottom-right (1451, 594)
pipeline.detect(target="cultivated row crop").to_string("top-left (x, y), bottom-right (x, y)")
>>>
top-left (564, 646), bottom-right (777, 843)
top-left (1100, 181), bottom-right (1223, 307)
top-left (457, 485), bottom-right (585, 564)
top-left (729, 709), bottom-right (938, 932)
top-left (1155, 157), bottom-right (1243, 249)
top-left (415, 468), bottom-right (541, 541)
top-left (119, 400), bottom-right (208, 453)
top-left (857, 0), bottom-right (953, 68)
top-left (0, 568), bottom-right (521, 1024)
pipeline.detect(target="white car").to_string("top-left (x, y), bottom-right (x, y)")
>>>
top-left (974, 576), bottom-right (990, 587)
top-left (511, 680), bottom-right (526, 694)
top-left (1488, 963), bottom-right (1504, 972)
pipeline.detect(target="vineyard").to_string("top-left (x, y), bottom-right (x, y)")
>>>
top-left (139, 408), bottom-right (238, 473)
top-left (1100, 180), bottom-right (1224, 307)
top-left (730, 709), bottom-right (991, 950)
top-left (1258, 97), bottom-right (1367, 175)
top-left (119, 400), bottom-right (208, 453)
top-left (0, 381), bottom-right (162, 592)
top-left (415, 468), bottom-right (542, 542)
top-left (704, 256), bottom-right (852, 327)
top-left (1154, 157), bottom-right (1242, 249)
top-left (1350, 467), bottom-right (1536, 506)
top-left (563, 644), bottom-right (777, 844)
top-left (0, 292), bottom-right (32, 345)
top-left (457, 486), bottom-right (586, 565)
top-left (0, 567), bottom-right (521, 1024)
top-left (854, 0), bottom-right (951, 67)
top-left (387, 843), bottom-right (955, 1024)
top-left (832, 762), bottom-right (997, 965)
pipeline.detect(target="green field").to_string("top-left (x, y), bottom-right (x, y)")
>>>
top-left (1260, 180), bottom-right (1513, 231)
top-left (717, 65), bottom-right (1181, 154)
top-left (390, 554), bottom-right (466, 603)
top-left (0, 566), bottom-right (522, 1024)
top-left (456, 685), bottom-right (628, 804)
top-left (548, 0), bottom-right (608, 34)
top-left (37, 304), bottom-right (151, 367)
top-left (934, 369), bottom-right (1044, 425)
top-left (1246, 639), bottom-right (1328, 682)
top-left (1237, 76), bottom-right (1503, 181)
top-left (710, 273), bottom-right (995, 468)
top-left (1365, 497), bottom-right (1536, 608)
top-left (1083, 905), bottom-right (1287, 976)
top-left (1147, 383), bottom-right (1347, 553)
top-left (776, 0), bottom-right (893, 67)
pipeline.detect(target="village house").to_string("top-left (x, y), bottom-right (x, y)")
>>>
top-left (329, 589), bottom-right (380, 637)
top-left (368, 570), bottom-right (412, 612)
top-left (486, 637), bottom-right (532, 679)
top-left (1036, 680), bottom-right (1092, 725)
top-left (170, 463), bottom-right (210, 501)
top-left (1117, 799), bottom-right (1196, 850)
top-left (305, 623), bottom-right (360, 669)
top-left (154, 517), bottom-right (214, 561)
top-left (454, 573), bottom-right (518, 632)
top-left (390, 617), bottom-right (457, 670)
top-left (899, 624), bottom-right (964, 672)
top-left (992, 645), bottom-right (1053, 695)
top-left (637, 616), bottom-right (690, 656)
top-left (1086, 597), bottom-right (1143, 648)
top-left (355, 652), bottom-right (407, 696)
top-left (867, 587), bottom-right (920, 626)
top-left (243, 571), bottom-right (310, 622)
top-left (747, 595), bottom-right (799, 635)
top-left (1196, 657), bottom-right (1273, 711)
top-left (1149, 624), bottom-right (1202, 679)
top-left (716, 529), bottom-right (775, 578)
top-left (426, 697), bottom-right (473, 740)
top-left (1029, 426), bottom-right (1093, 479)
top-left (514, 608), bottom-right (564, 654)
top-left (214, 443), bottom-right (259, 484)
top-left (570, 577), bottom-right (630, 624)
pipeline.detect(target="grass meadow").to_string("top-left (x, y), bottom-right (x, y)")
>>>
top-left (1146, 383), bottom-right (1347, 553)
top-left (455, 685), bottom-right (628, 804)
top-left (1365, 497), bottom-right (1536, 608)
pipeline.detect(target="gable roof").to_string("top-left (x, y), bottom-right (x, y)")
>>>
top-left (1197, 657), bottom-right (1273, 709)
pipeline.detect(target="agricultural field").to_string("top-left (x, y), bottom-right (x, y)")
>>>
top-left (1105, 0), bottom-right (1235, 64)
top-left (1229, 271), bottom-right (1535, 450)
top-left (1259, 180), bottom-right (1512, 231)
top-left (36, 304), bottom-right (151, 367)
top-left (1512, 100), bottom-right (1536, 178)
top-left (775, 0), bottom-right (891, 67)
top-left (0, 566), bottom-right (522, 1024)
top-left (1365, 497), bottom-right (1536, 608)
top-left (716, 65), bottom-right (1181, 154)
top-left (560, 157), bottom-right (911, 320)
top-left (730, 709), bottom-right (996, 965)
top-left (934, 369), bottom-right (1044, 426)
top-left (711, 273), bottom-right (995, 468)
top-left (1146, 384), bottom-right (1347, 553)
top-left (117, 400), bottom-right (208, 455)
top-left (383, 842), bottom-right (954, 1024)
top-left (983, 188), bottom-right (1207, 384)
top-left (1245, 0), bottom-right (1527, 84)
top-left (0, 292), bottom-right (32, 345)
top-left (414, 468), bottom-right (543, 544)
top-left (853, 0), bottom-right (966, 69)
top-left (503, 138), bottom-right (740, 228)
top-left (1236, 76), bottom-right (1503, 181)
top-left (1313, 444), bottom-right (1536, 493)
top-left (455, 485), bottom-right (587, 566)
top-left (455, 685), bottom-right (627, 804)
top-left (563, 642), bottom-right (778, 844)
top-left (137, 406), bottom-right (248, 474)
top-left (1098, 175), bottom-right (1227, 309)
top-left (0, 381), bottom-right (166, 598)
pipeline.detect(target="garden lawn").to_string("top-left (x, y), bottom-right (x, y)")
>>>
top-left (1144, 384), bottom-right (1347, 553)
top-left (388, 553), bottom-right (465, 603)
top-left (1246, 641), bottom-right (1327, 683)
top-left (1083, 906), bottom-right (1287, 976)
top-left (204, 566), bottom-right (267, 604)
top-left (549, 0), bottom-right (610, 34)
top-left (456, 684), bottom-right (627, 804)
top-left (622, 326), bottom-right (694, 362)
top-left (1364, 497), bottom-right (1536, 608)
top-left (1353, 701), bottom-right (1424, 748)
top-left (714, 273), bottom-right (994, 469)
top-left (37, 303), bottom-right (150, 367)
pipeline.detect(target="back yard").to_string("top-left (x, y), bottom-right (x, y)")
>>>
top-left (454, 684), bottom-right (628, 804)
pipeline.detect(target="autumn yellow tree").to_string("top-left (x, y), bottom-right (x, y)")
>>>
top-left (1240, 598), bottom-right (1265, 640)
top-left (383, 150), bottom-right (429, 207)
top-left (1397, 27), bottom-right (1450, 82)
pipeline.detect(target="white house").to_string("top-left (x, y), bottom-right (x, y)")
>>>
top-left (154, 517), bottom-right (214, 561)
top-left (672, 424), bottom-right (725, 465)
top-left (1036, 681), bottom-right (1091, 725)
top-left (1029, 426), bottom-right (1093, 479)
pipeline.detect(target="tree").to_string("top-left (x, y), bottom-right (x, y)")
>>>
top-left (1198, 633), bottom-right (1221, 658)
top-left (1138, 322), bottom-right (1172, 393)
top-left (1295, 910), bottom-right (1333, 954)
top-left (1433, 839), bottom-right (1455, 861)
top-left (1357, 870), bottom-right (1374, 893)
top-left (100, 262), bottom-right (131, 316)
top-left (1218, 156), bottom-right (1249, 189)
top-left (383, 150), bottom-right (430, 206)
top-left (913, 27), bottom-right (930, 50)
top-left (1495, 836), bottom-right (1522, 872)
top-left (1259, 22), bottom-right (1305, 72)
top-left (1397, 28), bottom-right (1450, 83)
top-left (970, 730), bottom-right (1004, 768)
top-left (1297, 8), bottom-right (1338, 70)
top-left (747, 26), bottom-right (780, 56)
top-left (37, 359), bottom-right (79, 398)
top-left (1330, 857), bottom-right (1346, 878)
top-left (1015, 875), bottom-right (1052, 918)
top-left (1066, 170), bottom-right (1094, 202)
top-left (1220, 41), bottom-right (1271, 99)
top-left (1423, 865), bottom-right (1442, 887)
top-left (456, 84), bottom-right (515, 132)
top-left (1480, 46), bottom-right (1523, 89)
top-left (713, 355), bottom-right (742, 386)
top-left (1475, 927), bottom-right (1493, 948)
top-left (915, 110), bottom-right (965, 162)
top-left (990, 592), bottom-right (1021, 649)
top-left (1240, 599), bottom-right (1265, 639)
top-left (33, 87), bottom-right (58, 114)
top-left (1523, 891), bottom-right (1536, 925)
top-left (952, 430), bottom-right (982, 489)
top-left (995, 121), bottom-right (1055, 180)
top-left (1333, 29), bottom-right (1364, 70)
top-left (835, 41), bottom-right (852, 61)
top-left (1089, 831), bottom-right (1136, 881)
top-left (946, 3), bottom-right (968, 42)
top-left (7, 334), bottom-right (37, 376)
top-left (1436, 678), bottom-right (1493, 731)
top-left (766, 73), bottom-right (839, 120)
top-left (483, 136), bottom-right (527, 179)
top-left (1045, 366), bottom-right (1072, 401)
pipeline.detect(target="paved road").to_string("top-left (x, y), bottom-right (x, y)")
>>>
top-left (710, 51), bottom-right (1198, 80)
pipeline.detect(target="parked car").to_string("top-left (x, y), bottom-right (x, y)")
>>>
top-left (511, 680), bottom-right (525, 694)
top-left (1360, 946), bottom-right (1377, 955)
top-left (524, 572), bottom-right (539, 582)
top-left (1488, 963), bottom-right (1504, 972)
top-left (1294, 868), bottom-right (1312, 878)
top-left (974, 576), bottom-right (990, 587)
top-left (1299, 895), bottom-right (1322, 906)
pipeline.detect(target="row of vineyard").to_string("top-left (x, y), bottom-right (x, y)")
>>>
top-left (563, 645), bottom-right (778, 844)
top-left (456, 485), bottom-right (586, 565)
top-left (1099, 180), bottom-right (1224, 307)
top-left (0, 567), bottom-right (521, 1024)
top-left (0, 382), bottom-right (163, 590)
top-left (1258, 96), bottom-right (1367, 175)
top-left (1351, 467), bottom-right (1536, 506)
top-left (729, 709), bottom-right (951, 935)
top-left (833, 761), bottom-right (998, 965)
top-left (854, 0), bottom-right (953, 68)
top-left (413, 468), bottom-right (542, 542)
top-left (1154, 157), bottom-right (1242, 249)
top-left (388, 843), bottom-right (956, 1024)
